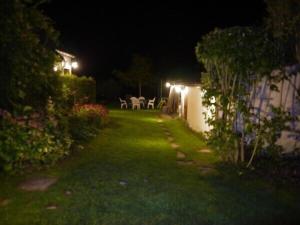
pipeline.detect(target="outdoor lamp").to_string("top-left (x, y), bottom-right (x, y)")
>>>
top-left (72, 61), bottom-right (78, 69)
top-left (175, 85), bottom-right (181, 93)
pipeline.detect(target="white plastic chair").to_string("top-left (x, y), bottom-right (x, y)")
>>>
top-left (138, 96), bottom-right (145, 108)
top-left (130, 97), bottom-right (140, 110)
top-left (119, 97), bottom-right (127, 109)
top-left (147, 97), bottom-right (156, 109)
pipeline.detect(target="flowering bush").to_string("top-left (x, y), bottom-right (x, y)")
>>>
top-left (55, 75), bottom-right (96, 109)
top-left (69, 104), bottom-right (109, 141)
top-left (73, 104), bottom-right (109, 120)
top-left (0, 107), bottom-right (72, 173)
top-left (0, 101), bottom-right (109, 173)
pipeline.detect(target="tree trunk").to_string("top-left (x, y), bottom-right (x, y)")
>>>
top-left (234, 139), bottom-right (239, 163)
top-left (138, 81), bottom-right (142, 97)
top-left (240, 129), bottom-right (245, 162)
top-left (247, 79), bottom-right (272, 167)
top-left (160, 79), bottom-right (163, 98)
top-left (247, 133), bottom-right (260, 168)
top-left (295, 32), bottom-right (300, 63)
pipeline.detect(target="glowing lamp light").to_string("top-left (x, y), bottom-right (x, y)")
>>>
top-left (166, 82), bottom-right (171, 88)
top-left (175, 85), bottom-right (181, 93)
top-left (183, 87), bottom-right (188, 94)
top-left (72, 61), bottom-right (78, 69)
top-left (53, 66), bottom-right (58, 72)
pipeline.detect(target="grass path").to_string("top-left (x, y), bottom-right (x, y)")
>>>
top-left (0, 110), bottom-right (299, 225)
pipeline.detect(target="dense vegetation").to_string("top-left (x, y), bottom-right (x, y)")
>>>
top-left (195, 0), bottom-right (300, 169)
top-left (0, 0), bottom-right (108, 173)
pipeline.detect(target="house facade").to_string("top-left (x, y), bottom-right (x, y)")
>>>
top-left (167, 74), bottom-right (300, 153)
top-left (167, 82), bottom-right (212, 133)
top-left (54, 49), bottom-right (78, 74)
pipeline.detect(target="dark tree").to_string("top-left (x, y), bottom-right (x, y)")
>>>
top-left (0, 0), bottom-right (59, 110)
top-left (114, 54), bottom-right (153, 97)
top-left (265, 0), bottom-right (300, 64)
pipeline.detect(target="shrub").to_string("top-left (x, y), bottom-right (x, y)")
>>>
top-left (55, 75), bottom-right (96, 109)
top-left (69, 104), bottom-right (109, 141)
top-left (0, 0), bottom-right (59, 111)
top-left (0, 107), bottom-right (72, 173)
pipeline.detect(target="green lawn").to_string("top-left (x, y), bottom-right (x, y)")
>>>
top-left (0, 109), bottom-right (299, 225)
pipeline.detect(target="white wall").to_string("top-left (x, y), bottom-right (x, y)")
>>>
top-left (250, 73), bottom-right (300, 152)
top-left (175, 74), bottom-right (300, 152)
top-left (180, 87), bottom-right (212, 133)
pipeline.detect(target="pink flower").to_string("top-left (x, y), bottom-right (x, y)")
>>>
top-left (30, 112), bottom-right (41, 119)
top-left (73, 104), bottom-right (109, 118)
top-left (28, 120), bottom-right (43, 129)
top-left (0, 109), bottom-right (12, 119)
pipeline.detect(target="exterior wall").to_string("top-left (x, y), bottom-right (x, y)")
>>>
top-left (180, 86), bottom-right (212, 133)
top-left (174, 74), bottom-right (300, 152)
top-left (56, 50), bottom-right (75, 74)
top-left (62, 55), bottom-right (73, 74)
top-left (249, 73), bottom-right (300, 152)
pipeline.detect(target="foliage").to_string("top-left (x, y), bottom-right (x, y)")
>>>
top-left (196, 27), bottom-right (284, 165)
top-left (265, 0), bottom-right (300, 63)
top-left (0, 0), bottom-right (59, 111)
top-left (0, 100), bottom-right (108, 173)
top-left (157, 97), bottom-right (168, 110)
top-left (56, 74), bottom-right (96, 109)
top-left (0, 1), bottom-right (103, 173)
top-left (69, 104), bottom-right (109, 141)
top-left (114, 54), bottom-right (153, 96)
top-left (0, 100), bottom-right (72, 173)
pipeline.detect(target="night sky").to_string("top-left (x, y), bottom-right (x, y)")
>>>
top-left (42, 0), bottom-right (266, 82)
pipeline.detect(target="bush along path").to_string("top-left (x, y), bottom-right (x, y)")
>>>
top-left (0, 110), bottom-right (300, 225)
